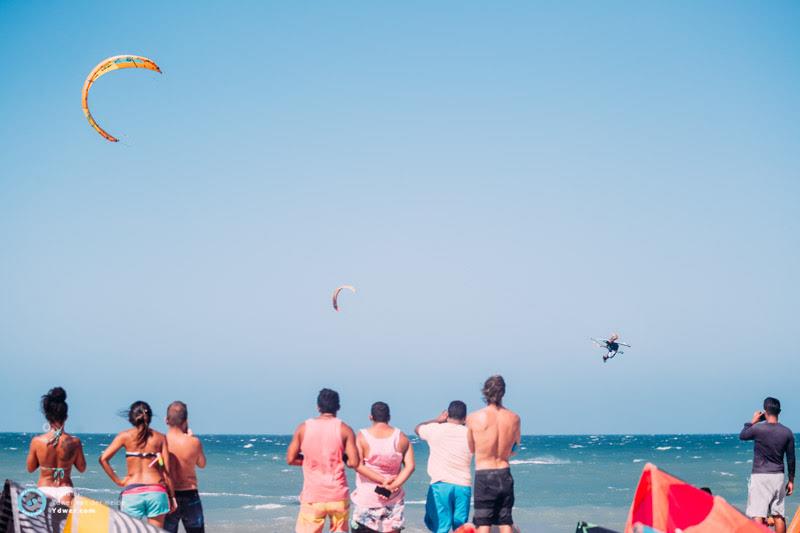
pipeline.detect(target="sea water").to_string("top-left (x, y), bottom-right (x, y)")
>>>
top-left (1, 433), bottom-right (795, 532)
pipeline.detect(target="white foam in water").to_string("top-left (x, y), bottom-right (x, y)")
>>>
top-left (633, 458), bottom-right (644, 463)
top-left (655, 446), bottom-right (672, 451)
top-left (243, 503), bottom-right (285, 510)
top-left (569, 444), bottom-right (584, 449)
top-left (243, 443), bottom-right (254, 448)
top-left (510, 456), bottom-right (570, 465)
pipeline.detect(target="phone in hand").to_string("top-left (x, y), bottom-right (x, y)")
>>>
top-left (758, 412), bottom-right (767, 422)
top-left (374, 486), bottom-right (392, 498)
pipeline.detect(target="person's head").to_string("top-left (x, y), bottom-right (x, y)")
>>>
top-left (41, 387), bottom-right (68, 426)
top-left (370, 401), bottom-right (391, 424)
top-left (482, 375), bottom-right (506, 406)
top-left (447, 400), bottom-right (467, 422)
top-left (127, 401), bottom-right (153, 447)
top-left (610, 332), bottom-right (620, 341)
top-left (317, 388), bottom-right (340, 415)
top-left (166, 401), bottom-right (188, 430)
top-left (764, 397), bottom-right (781, 417)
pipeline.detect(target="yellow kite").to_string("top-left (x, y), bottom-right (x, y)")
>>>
top-left (81, 55), bottom-right (162, 142)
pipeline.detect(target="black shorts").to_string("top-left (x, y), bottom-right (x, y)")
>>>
top-left (473, 468), bottom-right (514, 526)
top-left (164, 489), bottom-right (205, 533)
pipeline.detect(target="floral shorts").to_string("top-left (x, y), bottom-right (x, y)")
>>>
top-left (351, 502), bottom-right (405, 532)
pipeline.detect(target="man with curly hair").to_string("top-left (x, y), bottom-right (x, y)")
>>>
top-left (466, 375), bottom-right (521, 533)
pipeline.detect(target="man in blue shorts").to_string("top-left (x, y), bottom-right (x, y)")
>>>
top-left (416, 401), bottom-right (473, 532)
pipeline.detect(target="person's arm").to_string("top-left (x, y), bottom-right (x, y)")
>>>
top-left (740, 411), bottom-right (763, 440)
top-left (787, 433), bottom-right (795, 495)
top-left (99, 434), bottom-right (127, 487)
top-left (160, 436), bottom-right (177, 513)
top-left (387, 434), bottom-right (415, 492)
top-left (414, 410), bottom-right (448, 437)
top-left (74, 439), bottom-right (87, 473)
top-left (195, 438), bottom-right (207, 469)
top-left (26, 439), bottom-right (39, 473)
top-left (342, 424), bottom-right (360, 470)
top-left (466, 416), bottom-right (476, 455)
top-left (286, 423), bottom-right (305, 466)
top-left (512, 414), bottom-right (522, 456)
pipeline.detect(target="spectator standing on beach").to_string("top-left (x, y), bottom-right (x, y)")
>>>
top-left (415, 401), bottom-right (473, 533)
top-left (287, 388), bottom-right (360, 533)
top-left (350, 401), bottom-right (416, 533)
top-left (467, 376), bottom-right (521, 533)
top-left (164, 401), bottom-right (207, 533)
top-left (100, 401), bottom-right (177, 528)
top-left (740, 397), bottom-right (795, 533)
top-left (26, 387), bottom-right (87, 506)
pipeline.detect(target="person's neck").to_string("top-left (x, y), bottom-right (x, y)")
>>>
top-left (318, 413), bottom-right (336, 419)
top-left (49, 423), bottom-right (64, 433)
top-left (447, 418), bottom-right (465, 425)
top-left (372, 422), bottom-right (390, 429)
top-left (487, 402), bottom-right (503, 410)
top-left (168, 425), bottom-right (187, 435)
top-left (766, 415), bottom-right (779, 424)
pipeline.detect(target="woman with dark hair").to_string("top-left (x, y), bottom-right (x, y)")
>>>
top-left (26, 387), bottom-right (87, 505)
top-left (100, 401), bottom-right (176, 527)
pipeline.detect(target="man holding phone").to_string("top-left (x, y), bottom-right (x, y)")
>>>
top-left (740, 397), bottom-right (795, 533)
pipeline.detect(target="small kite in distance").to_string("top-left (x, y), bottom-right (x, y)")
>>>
top-left (332, 285), bottom-right (356, 312)
top-left (591, 333), bottom-right (631, 363)
top-left (82, 55), bottom-right (162, 142)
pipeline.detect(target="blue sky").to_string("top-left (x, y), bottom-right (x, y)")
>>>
top-left (1, 1), bottom-right (798, 435)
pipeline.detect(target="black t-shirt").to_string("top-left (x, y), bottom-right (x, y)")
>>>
top-left (739, 421), bottom-right (796, 481)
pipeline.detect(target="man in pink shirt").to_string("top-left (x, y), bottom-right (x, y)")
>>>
top-left (287, 389), bottom-right (360, 533)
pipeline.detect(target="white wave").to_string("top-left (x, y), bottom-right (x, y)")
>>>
top-left (716, 471), bottom-right (735, 477)
top-left (243, 443), bottom-right (254, 449)
top-left (510, 456), bottom-right (569, 465)
top-left (633, 459), bottom-right (644, 463)
top-left (243, 503), bottom-right (285, 510)
top-left (406, 500), bottom-right (426, 505)
top-left (691, 456), bottom-right (702, 459)
top-left (7, 447), bottom-right (17, 451)
top-left (655, 446), bottom-right (672, 451)
top-left (199, 492), bottom-right (269, 499)
top-left (569, 444), bottom-right (584, 449)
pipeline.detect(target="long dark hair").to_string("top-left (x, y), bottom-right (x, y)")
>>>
top-left (127, 401), bottom-right (153, 448)
top-left (41, 387), bottom-right (68, 425)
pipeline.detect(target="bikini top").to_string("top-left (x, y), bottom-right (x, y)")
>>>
top-left (41, 427), bottom-right (67, 483)
top-left (126, 451), bottom-right (164, 468)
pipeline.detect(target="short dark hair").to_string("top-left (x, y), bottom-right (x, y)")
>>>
top-left (764, 397), bottom-right (781, 416)
top-left (482, 375), bottom-right (506, 406)
top-left (167, 401), bottom-right (188, 427)
top-left (317, 388), bottom-right (340, 414)
top-left (448, 400), bottom-right (467, 420)
top-left (371, 401), bottom-right (390, 423)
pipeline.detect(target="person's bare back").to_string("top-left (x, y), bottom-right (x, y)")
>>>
top-left (467, 375), bottom-right (521, 533)
top-left (166, 428), bottom-right (205, 490)
top-left (467, 405), bottom-right (520, 470)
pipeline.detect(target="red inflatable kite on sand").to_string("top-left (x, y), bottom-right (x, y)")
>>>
top-left (625, 463), bottom-right (770, 533)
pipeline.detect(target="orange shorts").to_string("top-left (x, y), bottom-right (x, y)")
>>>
top-left (296, 500), bottom-right (350, 533)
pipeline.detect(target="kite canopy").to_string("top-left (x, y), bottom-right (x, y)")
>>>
top-left (332, 285), bottom-right (356, 311)
top-left (625, 463), bottom-right (770, 533)
top-left (0, 479), bottom-right (164, 532)
top-left (81, 55), bottom-right (162, 142)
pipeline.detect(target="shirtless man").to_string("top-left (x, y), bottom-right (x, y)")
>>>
top-left (164, 401), bottom-right (207, 533)
top-left (466, 375), bottom-right (521, 533)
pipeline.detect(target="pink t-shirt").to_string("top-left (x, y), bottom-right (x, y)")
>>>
top-left (418, 422), bottom-right (472, 487)
top-left (299, 417), bottom-right (349, 503)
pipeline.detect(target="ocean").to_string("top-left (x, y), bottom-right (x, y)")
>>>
top-left (1, 432), bottom-right (794, 532)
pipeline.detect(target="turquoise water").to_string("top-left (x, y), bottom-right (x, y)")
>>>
top-left (1, 433), bottom-right (795, 531)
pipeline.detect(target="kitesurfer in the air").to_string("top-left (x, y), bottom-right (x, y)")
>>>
top-left (603, 333), bottom-right (621, 363)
